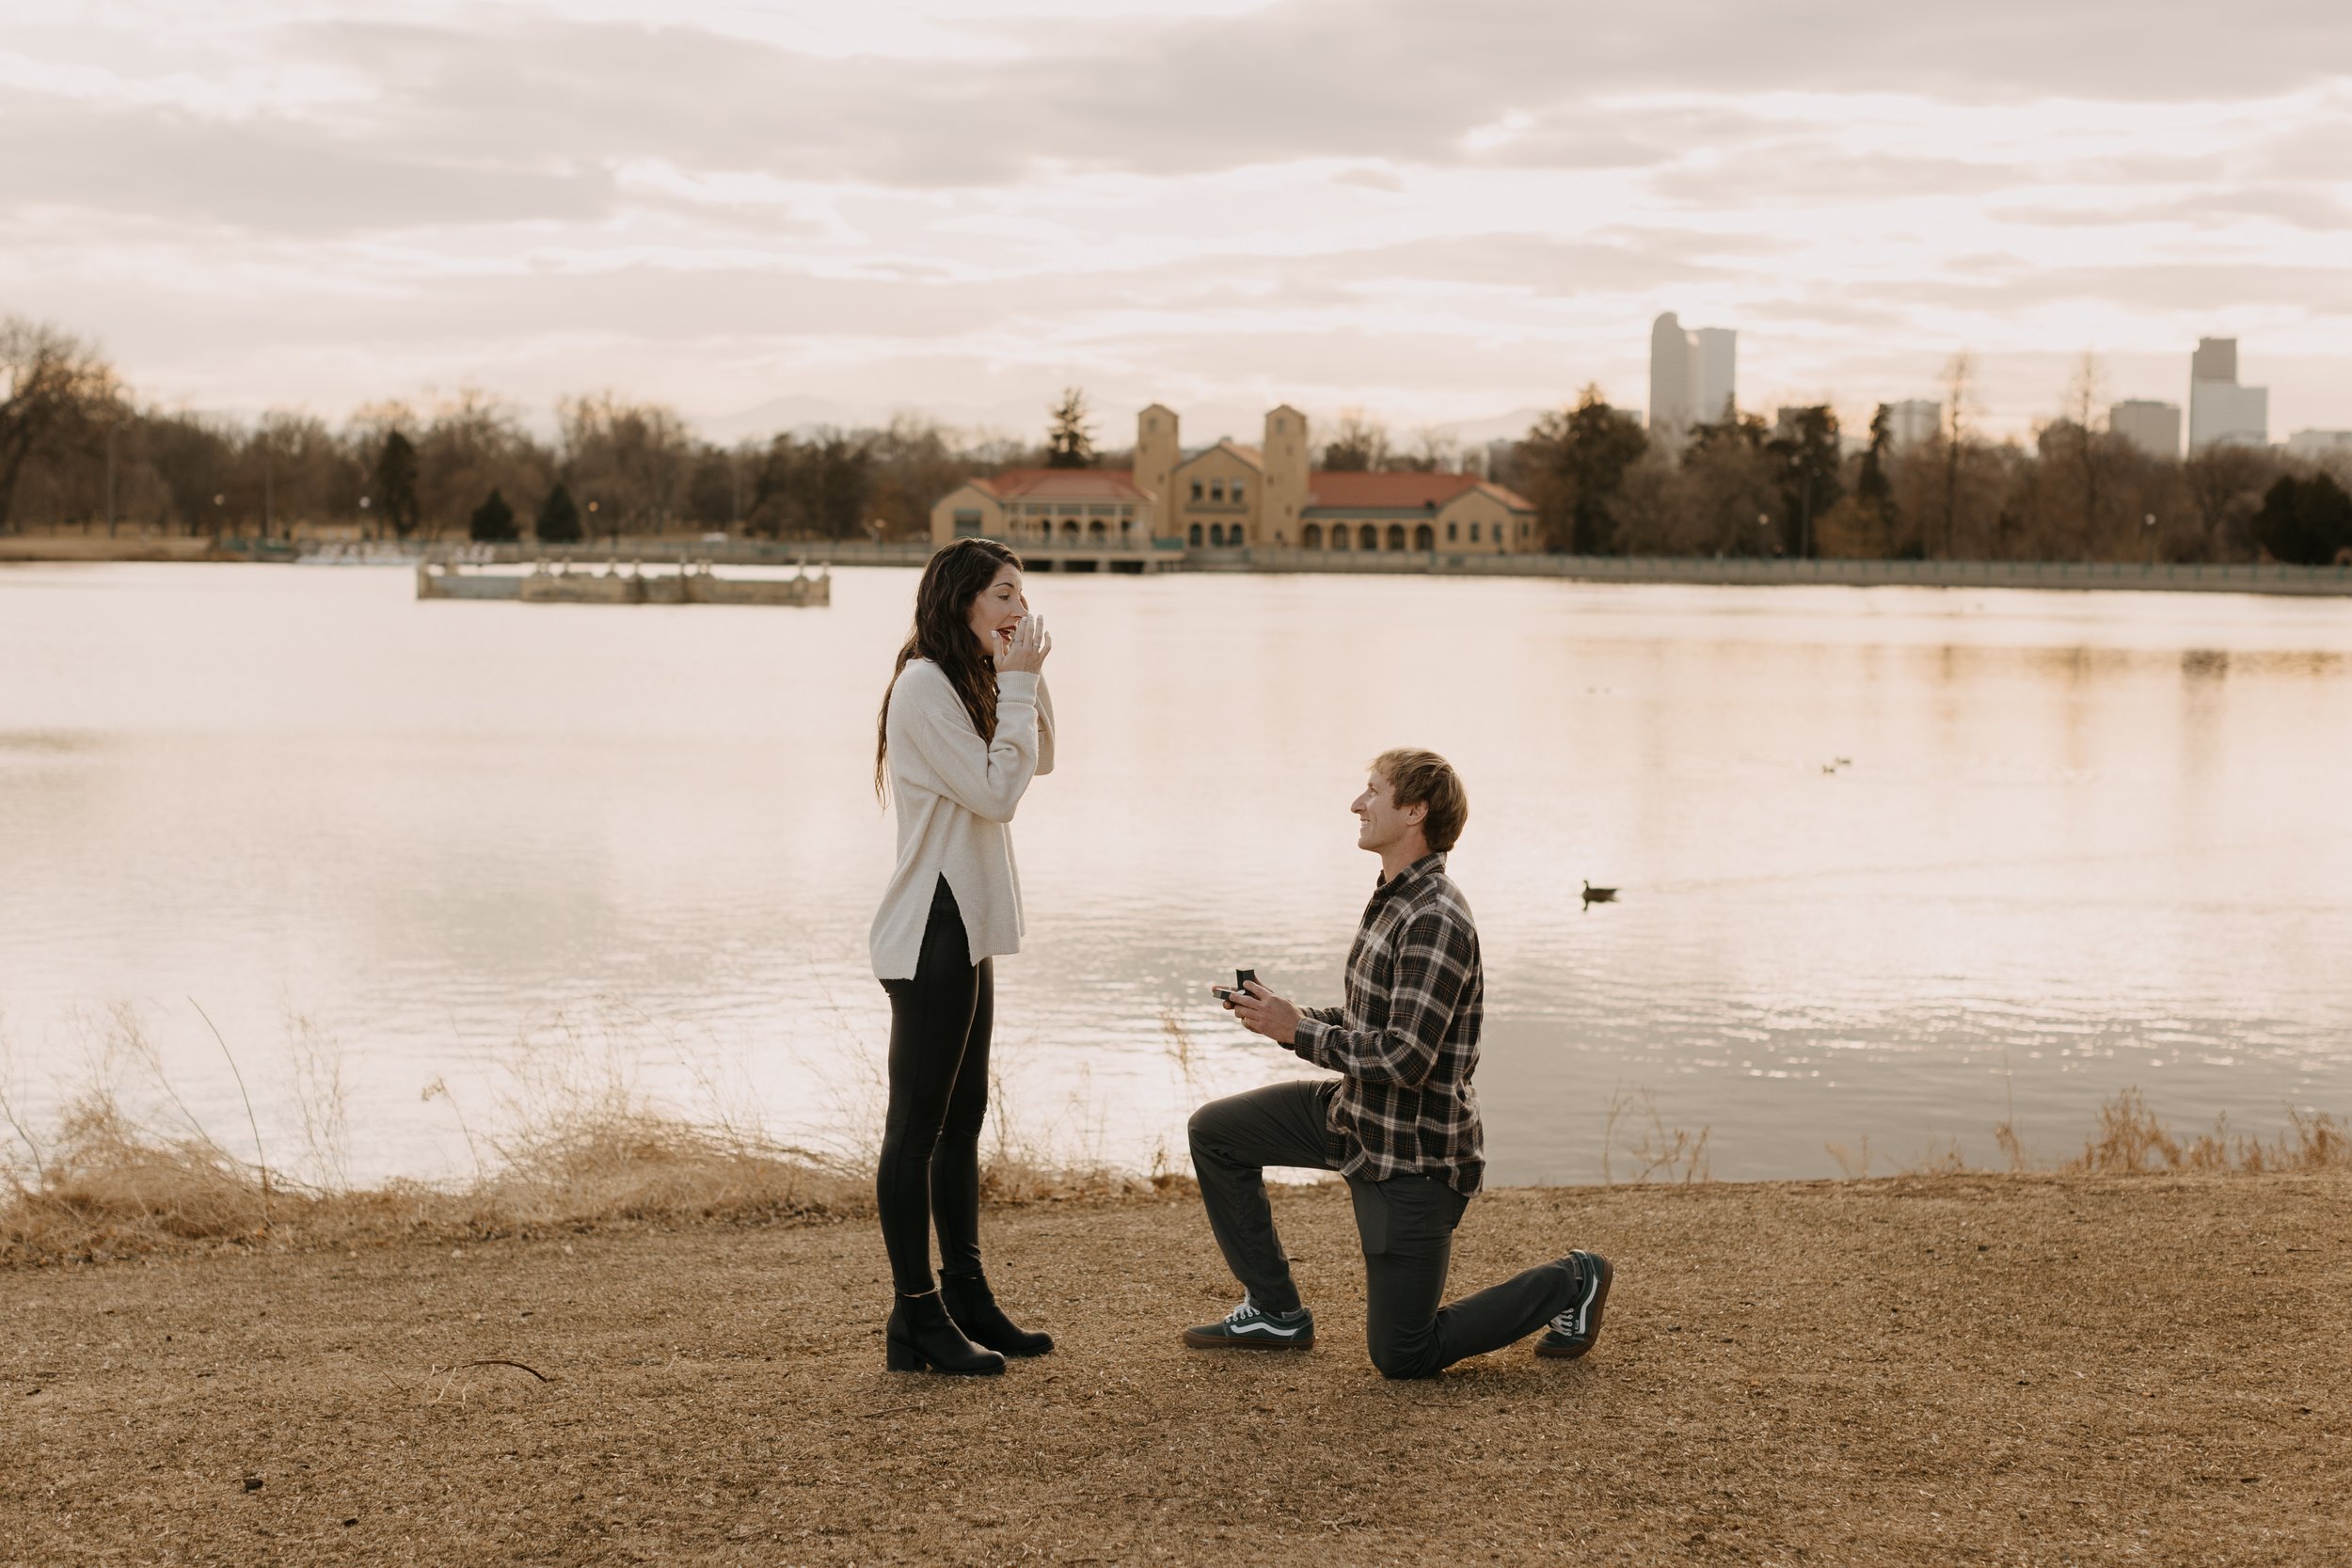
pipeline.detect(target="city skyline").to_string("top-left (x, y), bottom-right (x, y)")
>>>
top-left (6, 0), bottom-right (2351, 442)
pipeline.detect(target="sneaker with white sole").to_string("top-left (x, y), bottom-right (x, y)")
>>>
top-left (1534, 1251), bottom-right (1612, 1359)
top-left (1182, 1294), bottom-right (1315, 1351)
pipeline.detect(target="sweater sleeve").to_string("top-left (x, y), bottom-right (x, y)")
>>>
top-left (1034, 676), bottom-right (1056, 778)
top-left (898, 667), bottom-right (1041, 825)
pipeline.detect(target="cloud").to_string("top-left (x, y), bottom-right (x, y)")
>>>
top-left (3, 1), bottom-right (2349, 432)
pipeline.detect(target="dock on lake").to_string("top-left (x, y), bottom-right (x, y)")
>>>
top-left (416, 558), bottom-right (830, 607)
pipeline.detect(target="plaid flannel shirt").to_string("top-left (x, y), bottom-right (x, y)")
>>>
top-left (1290, 851), bottom-right (1485, 1195)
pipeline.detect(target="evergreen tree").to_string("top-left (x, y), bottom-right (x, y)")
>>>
top-left (468, 486), bottom-right (517, 542)
top-left (1857, 404), bottom-right (1895, 510)
top-left (1766, 405), bottom-right (1842, 559)
top-left (1521, 387), bottom-right (1648, 554)
top-left (373, 429), bottom-right (421, 539)
top-left (1044, 388), bottom-right (1094, 469)
top-left (2251, 473), bottom-right (2352, 565)
top-left (535, 481), bottom-right (582, 544)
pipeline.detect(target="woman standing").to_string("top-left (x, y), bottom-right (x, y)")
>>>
top-left (870, 538), bottom-right (1056, 1375)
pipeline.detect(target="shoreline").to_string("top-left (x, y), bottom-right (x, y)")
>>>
top-left (7, 1170), bottom-right (2346, 1564)
top-left (7, 533), bottom-right (2351, 594)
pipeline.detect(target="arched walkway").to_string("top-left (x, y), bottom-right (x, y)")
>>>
top-left (1414, 523), bottom-right (1435, 550)
top-left (1359, 524), bottom-right (1377, 550)
top-left (1386, 525), bottom-right (1406, 550)
top-left (1302, 523), bottom-right (1322, 548)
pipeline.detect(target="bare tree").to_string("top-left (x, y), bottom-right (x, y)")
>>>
top-left (558, 392), bottom-right (691, 538)
top-left (1939, 352), bottom-right (1976, 558)
top-left (0, 319), bottom-right (119, 531)
top-left (1321, 409), bottom-right (1391, 472)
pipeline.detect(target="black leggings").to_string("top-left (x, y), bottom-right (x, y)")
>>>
top-left (876, 877), bottom-right (993, 1295)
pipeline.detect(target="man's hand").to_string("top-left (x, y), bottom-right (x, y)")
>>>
top-left (1228, 981), bottom-right (1301, 1047)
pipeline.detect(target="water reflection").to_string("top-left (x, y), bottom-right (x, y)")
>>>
top-left (1, 563), bottom-right (2348, 1185)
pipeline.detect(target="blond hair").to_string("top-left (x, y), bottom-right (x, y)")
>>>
top-left (1373, 748), bottom-right (1468, 852)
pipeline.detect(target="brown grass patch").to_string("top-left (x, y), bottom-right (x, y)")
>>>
top-left (0, 1005), bottom-right (1167, 1269)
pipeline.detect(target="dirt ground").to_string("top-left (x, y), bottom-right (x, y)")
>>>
top-left (6, 1172), bottom-right (2347, 1567)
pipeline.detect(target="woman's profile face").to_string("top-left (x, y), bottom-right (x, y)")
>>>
top-left (965, 563), bottom-right (1028, 657)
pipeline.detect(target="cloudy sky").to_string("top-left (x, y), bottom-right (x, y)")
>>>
top-left (6, 0), bottom-right (2350, 445)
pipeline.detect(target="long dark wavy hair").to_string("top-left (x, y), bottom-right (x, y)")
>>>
top-left (875, 537), bottom-right (1025, 801)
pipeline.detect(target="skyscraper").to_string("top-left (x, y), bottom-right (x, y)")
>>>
top-left (1648, 312), bottom-right (1738, 441)
top-left (2188, 338), bottom-right (2267, 451)
top-left (1648, 313), bottom-right (1694, 436)
top-left (1692, 328), bottom-right (1737, 426)
top-left (2109, 400), bottom-right (2182, 460)
top-left (1885, 399), bottom-right (1941, 449)
top-left (2190, 338), bottom-right (2236, 383)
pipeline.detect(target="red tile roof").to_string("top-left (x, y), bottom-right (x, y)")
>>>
top-left (970, 468), bottom-right (1150, 502)
top-left (1303, 471), bottom-right (1534, 512)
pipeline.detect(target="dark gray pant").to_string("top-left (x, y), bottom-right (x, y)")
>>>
top-left (1187, 1081), bottom-right (1579, 1380)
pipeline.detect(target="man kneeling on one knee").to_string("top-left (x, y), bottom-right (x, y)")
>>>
top-left (1185, 748), bottom-right (1611, 1379)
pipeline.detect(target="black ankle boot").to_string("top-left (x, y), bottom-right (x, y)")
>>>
top-left (940, 1271), bottom-right (1054, 1357)
top-left (885, 1290), bottom-right (1005, 1375)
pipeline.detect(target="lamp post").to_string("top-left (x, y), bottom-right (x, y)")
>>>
top-left (2144, 512), bottom-right (2158, 567)
top-left (587, 499), bottom-right (601, 551)
top-left (213, 492), bottom-right (225, 543)
top-left (358, 495), bottom-right (371, 544)
top-left (1788, 450), bottom-right (1816, 561)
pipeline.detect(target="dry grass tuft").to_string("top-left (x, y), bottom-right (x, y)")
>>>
top-left (0, 1003), bottom-right (1165, 1270)
top-left (1601, 1085), bottom-right (1711, 1185)
top-left (2062, 1087), bottom-right (2352, 1177)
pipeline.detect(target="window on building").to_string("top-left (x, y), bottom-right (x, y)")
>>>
top-left (1232, 481), bottom-right (1247, 505)
top-left (1191, 481), bottom-right (1203, 501)
top-left (1470, 521), bottom-right (1481, 542)
top-left (1188, 522), bottom-right (1202, 546)
top-left (1063, 519), bottom-right (1080, 538)
top-left (1210, 481), bottom-right (1225, 503)
top-left (952, 510), bottom-right (983, 539)
top-left (1209, 523), bottom-right (1225, 546)
top-left (1089, 519), bottom-right (1105, 541)
top-left (1447, 521), bottom-right (1458, 542)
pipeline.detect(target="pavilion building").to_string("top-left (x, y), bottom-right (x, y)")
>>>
top-left (930, 404), bottom-right (1538, 555)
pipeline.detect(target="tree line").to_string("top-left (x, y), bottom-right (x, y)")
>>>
top-left (0, 319), bottom-right (1031, 545)
top-left (1496, 356), bottom-right (2352, 567)
top-left (7, 318), bottom-right (2347, 563)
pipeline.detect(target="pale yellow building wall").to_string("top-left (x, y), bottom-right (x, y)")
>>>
top-left (1135, 404), bottom-right (1180, 539)
top-left (1298, 492), bottom-right (1533, 553)
top-left (1437, 488), bottom-right (1519, 552)
top-left (1260, 406), bottom-right (1309, 546)
top-left (930, 483), bottom-right (1005, 545)
top-left (1170, 444), bottom-right (1264, 546)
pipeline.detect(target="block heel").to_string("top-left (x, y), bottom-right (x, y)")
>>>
top-left (884, 1290), bottom-right (1006, 1376)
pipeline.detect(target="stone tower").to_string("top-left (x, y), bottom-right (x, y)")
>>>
top-left (1136, 404), bottom-right (1180, 539)
top-left (1261, 404), bottom-right (1309, 546)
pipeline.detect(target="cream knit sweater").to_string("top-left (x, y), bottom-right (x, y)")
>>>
top-left (869, 659), bottom-right (1056, 981)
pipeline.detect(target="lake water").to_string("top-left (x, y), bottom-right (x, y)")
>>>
top-left (3, 562), bottom-right (2349, 1186)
